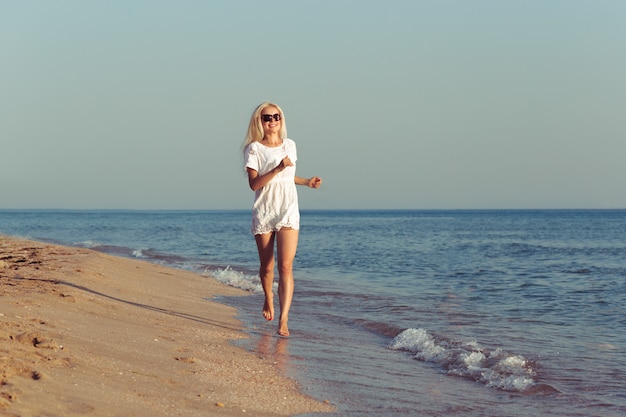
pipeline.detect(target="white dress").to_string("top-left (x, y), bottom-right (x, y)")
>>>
top-left (244, 138), bottom-right (299, 235)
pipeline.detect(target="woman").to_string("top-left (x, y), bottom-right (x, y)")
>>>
top-left (242, 102), bottom-right (322, 336)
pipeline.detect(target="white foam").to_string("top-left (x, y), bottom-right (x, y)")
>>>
top-left (205, 266), bottom-right (264, 293)
top-left (76, 240), bottom-right (100, 248)
top-left (388, 328), bottom-right (447, 361)
top-left (388, 328), bottom-right (537, 392)
top-left (462, 351), bottom-right (486, 369)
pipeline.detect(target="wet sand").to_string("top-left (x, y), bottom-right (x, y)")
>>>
top-left (0, 236), bottom-right (334, 417)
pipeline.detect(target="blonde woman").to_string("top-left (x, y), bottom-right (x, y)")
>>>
top-left (242, 102), bottom-right (322, 336)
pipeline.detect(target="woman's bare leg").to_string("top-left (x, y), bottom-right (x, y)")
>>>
top-left (255, 232), bottom-right (276, 321)
top-left (276, 228), bottom-right (299, 336)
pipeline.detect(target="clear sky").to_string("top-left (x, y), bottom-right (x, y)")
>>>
top-left (2, 0), bottom-right (625, 210)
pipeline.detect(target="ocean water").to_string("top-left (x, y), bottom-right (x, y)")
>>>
top-left (1, 209), bottom-right (625, 417)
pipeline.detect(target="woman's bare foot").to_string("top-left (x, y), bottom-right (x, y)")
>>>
top-left (277, 318), bottom-right (289, 336)
top-left (263, 298), bottom-right (274, 321)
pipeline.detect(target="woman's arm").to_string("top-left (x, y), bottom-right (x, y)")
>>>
top-left (247, 156), bottom-right (293, 191)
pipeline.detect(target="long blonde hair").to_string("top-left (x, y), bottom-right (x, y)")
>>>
top-left (241, 102), bottom-right (288, 154)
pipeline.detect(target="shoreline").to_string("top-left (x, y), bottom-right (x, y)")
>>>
top-left (0, 235), bottom-right (334, 416)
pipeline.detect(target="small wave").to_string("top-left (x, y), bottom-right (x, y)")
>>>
top-left (75, 242), bottom-right (186, 266)
top-left (204, 266), bottom-right (263, 293)
top-left (138, 249), bottom-right (187, 264)
top-left (388, 328), bottom-right (539, 392)
top-left (74, 240), bottom-right (101, 249)
top-left (79, 243), bottom-right (136, 258)
top-left (352, 318), bottom-right (404, 338)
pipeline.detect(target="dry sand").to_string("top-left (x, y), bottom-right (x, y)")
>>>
top-left (0, 236), bottom-right (334, 417)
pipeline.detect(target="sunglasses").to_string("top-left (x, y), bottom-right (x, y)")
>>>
top-left (261, 113), bottom-right (282, 122)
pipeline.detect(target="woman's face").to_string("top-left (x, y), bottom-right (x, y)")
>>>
top-left (260, 106), bottom-right (282, 135)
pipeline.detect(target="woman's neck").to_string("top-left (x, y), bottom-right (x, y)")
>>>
top-left (262, 134), bottom-right (282, 146)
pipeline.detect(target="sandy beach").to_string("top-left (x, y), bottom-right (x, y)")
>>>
top-left (0, 236), bottom-right (334, 417)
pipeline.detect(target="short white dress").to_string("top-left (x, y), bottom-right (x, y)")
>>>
top-left (244, 138), bottom-right (300, 235)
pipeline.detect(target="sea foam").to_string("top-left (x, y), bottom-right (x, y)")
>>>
top-left (388, 328), bottom-right (537, 391)
top-left (206, 266), bottom-right (264, 293)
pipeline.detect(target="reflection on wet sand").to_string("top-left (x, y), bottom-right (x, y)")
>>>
top-left (256, 333), bottom-right (291, 373)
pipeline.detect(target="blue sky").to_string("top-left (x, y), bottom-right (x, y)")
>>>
top-left (2, 1), bottom-right (625, 210)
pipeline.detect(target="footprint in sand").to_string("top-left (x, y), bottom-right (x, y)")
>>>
top-left (174, 357), bottom-right (196, 363)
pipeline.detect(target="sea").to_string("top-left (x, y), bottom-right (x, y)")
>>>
top-left (1, 209), bottom-right (625, 417)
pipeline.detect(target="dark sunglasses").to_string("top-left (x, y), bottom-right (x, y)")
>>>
top-left (261, 113), bottom-right (281, 122)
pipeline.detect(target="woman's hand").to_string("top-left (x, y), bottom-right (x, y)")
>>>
top-left (275, 156), bottom-right (294, 172)
top-left (307, 176), bottom-right (323, 189)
